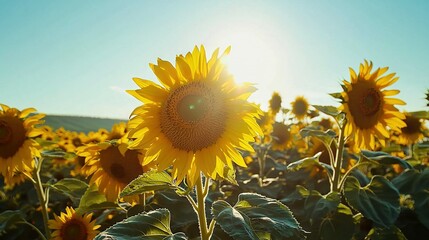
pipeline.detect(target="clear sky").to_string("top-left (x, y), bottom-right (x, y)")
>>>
top-left (1, 0), bottom-right (428, 119)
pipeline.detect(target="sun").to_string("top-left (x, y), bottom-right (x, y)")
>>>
top-left (205, 25), bottom-right (284, 110)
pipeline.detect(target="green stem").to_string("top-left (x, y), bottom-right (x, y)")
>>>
top-left (338, 162), bottom-right (372, 190)
top-left (331, 120), bottom-right (346, 193)
top-left (195, 174), bottom-right (214, 240)
top-left (33, 157), bottom-right (51, 239)
top-left (19, 221), bottom-right (48, 240)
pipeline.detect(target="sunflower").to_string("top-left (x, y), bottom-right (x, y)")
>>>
top-left (127, 46), bottom-right (262, 186)
top-left (270, 122), bottom-right (293, 151)
top-left (339, 60), bottom-right (406, 150)
top-left (268, 91), bottom-right (282, 115)
top-left (291, 96), bottom-right (309, 121)
top-left (106, 122), bottom-right (128, 141)
top-left (395, 113), bottom-right (425, 145)
top-left (78, 141), bottom-right (150, 202)
top-left (256, 109), bottom-right (274, 141)
top-left (0, 104), bottom-right (44, 182)
top-left (48, 206), bottom-right (100, 240)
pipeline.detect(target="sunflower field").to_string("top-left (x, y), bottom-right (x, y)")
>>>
top-left (1, 46), bottom-right (429, 240)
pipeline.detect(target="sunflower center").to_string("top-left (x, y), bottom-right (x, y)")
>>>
top-left (0, 121), bottom-right (12, 144)
top-left (178, 94), bottom-right (208, 122)
top-left (60, 219), bottom-right (88, 240)
top-left (110, 163), bottom-right (126, 179)
top-left (293, 100), bottom-right (308, 116)
top-left (0, 117), bottom-right (27, 159)
top-left (72, 137), bottom-right (83, 147)
top-left (402, 116), bottom-right (421, 135)
top-left (160, 82), bottom-right (227, 152)
top-left (99, 146), bottom-right (144, 184)
top-left (360, 88), bottom-right (381, 116)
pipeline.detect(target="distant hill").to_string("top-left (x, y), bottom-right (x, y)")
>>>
top-left (43, 115), bottom-right (126, 133)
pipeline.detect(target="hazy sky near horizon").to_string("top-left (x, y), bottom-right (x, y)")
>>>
top-left (1, 0), bottom-right (428, 119)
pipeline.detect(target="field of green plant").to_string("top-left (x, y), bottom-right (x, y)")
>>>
top-left (1, 46), bottom-right (429, 240)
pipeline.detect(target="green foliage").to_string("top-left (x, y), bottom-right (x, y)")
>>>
top-left (300, 127), bottom-right (337, 146)
top-left (392, 169), bottom-right (429, 230)
top-left (77, 184), bottom-right (119, 214)
top-left (312, 105), bottom-right (340, 117)
top-left (48, 178), bottom-right (88, 204)
top-left (0, 210), bottom-right (26, 235)
top-left (120, 171), bottom-right (176, 198)
top-left (344, 176), bottom-right (400, 228)
top-left (212, 193), bottom-right (306, 240)
top-left (361, 150), bottom-right (413, 169)
top-left (95, 209), bottom-right (187, 240)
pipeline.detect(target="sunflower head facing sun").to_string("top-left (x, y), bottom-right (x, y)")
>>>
top-left (268, 91), bottom-right (282, 115)
top-left (0, 104), bottom-right (44, 183)
top-left (127, 45), bottom-right (262, 186)
top-left (291, 96), bottom-right (309, 121)
top-left (339, 60), bottom-right (406, 150)
top-left (48, 206), bottom-right (100, 240)
top-left (78, 140), bottom-right (150, 202)
top-left (395, 113), bottom-right (425, 145)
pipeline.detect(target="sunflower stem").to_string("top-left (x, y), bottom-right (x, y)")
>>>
top-left (331, 119), bottom-right (346, 193)
top-left (33, 157), bottom-right (51, 239)
top-left (194, 174), bottom-right (214, 240)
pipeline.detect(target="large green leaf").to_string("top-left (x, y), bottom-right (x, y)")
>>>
top-left (304, 191), bottom-right (340, 222)
top-left (95, 209), bottom-right (187, 240)
top-left (212, 201), bottom-right (259, 240)
top-left (392, 169), bottom-right (429, 194)
top-left (212, 193), bottom-right (306, 240)
top-left (392, 169), bottom-right (429, 230)
top-left (120, 171), bottom-right (175, 198)
top-left (312, 105), bottom-right (340, 117)
top-left (360, 150), bottom-right (412, 169)
top-left (300, 127), bottom-right (336, 146)
top-left (0, 210), bottom-right (26, 233)
top-left (343, 176), bottom-right (400, 228)
top-left (414, 190), bottom-right (429, 230)
top-left (49, 178), bottom-right (88, 204)
top-left (320, 204), bottom-right (355, 240)
top-left (77, 184), bottom-right (119, 214)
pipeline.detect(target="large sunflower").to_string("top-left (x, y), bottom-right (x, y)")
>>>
top-left (78, 141), bottom-right (150, 202)
top-left (48, 206), bottom-right (100, 240)
top-left (127, 46), bottom-right (262, 186)
top-left (339, 60), bottom-right (406, 150)
top-left (291, 96), bottom-right (309, 121)
top-left (0, 104), bottom-right (44, 182)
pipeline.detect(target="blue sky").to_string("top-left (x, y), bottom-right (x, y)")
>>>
top-left (1, 0), bottom-right (428, 119)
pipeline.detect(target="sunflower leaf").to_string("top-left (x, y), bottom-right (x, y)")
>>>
top-left (120, 171), bottom-right (176, 198)
top-left (312, 105), bottom-right (340, 117)
top-left (360, 150), bottom-right (412, 170)
top-left (408, 110), bottom-right (429, 120)
top-left (49, 178), bottom-right (89, 205)
top-left (0, 210), bottom-right (26, 234)
top-left (300, 127), bottom-right (337, 146)
top-left (77, 184), bottom-right (120, 214)
top-left (343, 176), bottom-right (400, 228)
top-left (95, 208), bottom-right (187, 240)
top-left (329, 92), bottom-right (342, 100)
top-left (212, 193), bottom-right (306, 240)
